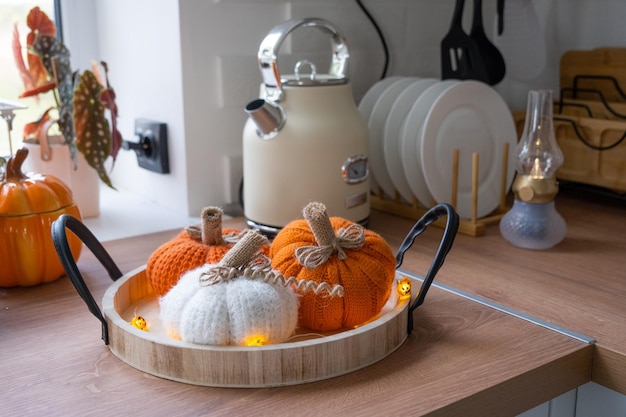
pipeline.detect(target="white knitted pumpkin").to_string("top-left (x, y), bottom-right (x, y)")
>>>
top-left (159, 229), bottom-right (300, 346)
top-left (160, 264), bottom-right (299, 345)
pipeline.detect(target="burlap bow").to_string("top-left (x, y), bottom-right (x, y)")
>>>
top-left (199, 254), bottom-right (271, 286)
top-left (295, 224), bottom-right (365, 269)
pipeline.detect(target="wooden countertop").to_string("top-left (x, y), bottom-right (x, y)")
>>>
top-left (1, 185), bottom-right (618, 416)
top-left (370, 185), bottom-right (626, 395)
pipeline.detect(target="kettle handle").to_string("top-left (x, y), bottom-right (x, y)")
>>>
top-left (258, 18), bottom-right (350, 102)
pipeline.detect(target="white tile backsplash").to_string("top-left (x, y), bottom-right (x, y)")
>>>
top-left (216, 55), bottom-right (260, 108)
top-left (82, 0), bottom-right (626, 221)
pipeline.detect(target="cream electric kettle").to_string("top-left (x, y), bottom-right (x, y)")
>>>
top-left (243, 18), bottom-right (370, 236)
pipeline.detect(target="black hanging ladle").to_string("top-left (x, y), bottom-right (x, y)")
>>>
top-left (469, 0), bottom-right (506, 85)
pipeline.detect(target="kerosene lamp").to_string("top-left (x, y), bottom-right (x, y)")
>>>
top-left (500, 89), bottom-right (566, 249)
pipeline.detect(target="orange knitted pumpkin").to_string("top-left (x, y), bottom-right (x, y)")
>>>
top-left (147, 207), bottom-right (256, 296)
top-left (270, 202), bottom-right (396, 331)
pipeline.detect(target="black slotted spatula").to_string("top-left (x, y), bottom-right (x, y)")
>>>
top-left (440, 0), bottom-right (488, 81)
top-left (469, 0), bottom-right (506, 85)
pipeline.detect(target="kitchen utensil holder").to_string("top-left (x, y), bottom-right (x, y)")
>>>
top-left (569, 74), bottom-right (626, 102)
top-left (560, 48), bottom-right (626, 103)
top-left (370, 143), bottom-right (511, 237)
top-left (559, 86), bottom-right (626, 120)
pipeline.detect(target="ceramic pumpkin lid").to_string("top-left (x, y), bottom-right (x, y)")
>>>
top-left (0, 148), bottom-right (76, 216)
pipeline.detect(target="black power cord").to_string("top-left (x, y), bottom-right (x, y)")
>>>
top-left (354, 0), bottom-right (389, 80)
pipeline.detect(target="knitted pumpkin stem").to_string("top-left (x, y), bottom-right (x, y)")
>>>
top-left (297, 202), bottom-right (366, 268)
top-left (302, 202), bottom-right (336, 247)
top-left (219, 229), bottom-right (269, 268)
top-left (201, 207), bottom-right (225, 245)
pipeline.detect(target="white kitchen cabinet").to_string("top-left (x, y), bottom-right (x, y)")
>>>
top-left (517, 383), bottom-right (626, 417)
top-left (575, 383), bottom-right (626, 417)
top-left (518, 388), bottom-right (576, 417)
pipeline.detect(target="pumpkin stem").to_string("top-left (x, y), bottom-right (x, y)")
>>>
top-left (302, 202), bottom-right (337, 247)
top-left (297, 202), bottom-right (366, 268)
top-left (3, 148), bottom-right (29, 182)
top-left (219, 229), bottom-right (268, 268)
top-left (201, 206), bottom-right (225, 245)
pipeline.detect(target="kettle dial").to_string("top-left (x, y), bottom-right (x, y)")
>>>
top-left (342, 155), bottom-right (369, 184)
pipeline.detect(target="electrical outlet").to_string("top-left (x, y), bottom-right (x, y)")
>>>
top-left (124, 119), bottom-right (169, 173)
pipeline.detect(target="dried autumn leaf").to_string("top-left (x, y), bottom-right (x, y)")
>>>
top-left (12, 23), bottom-right (36, 93)
top-left (31, 34), bottom-right (76, 164)
top-left (25, 52), bottom-right (51, 89)
top-left (25, 7), bottom-right (57, 89)
top-left (90, 60), bottom-right (106, 86)
top-left (73, 70), bottom-right (114, 189)
top-left (26, 6), bottom-right (56, 36)
top-left (92, 61), bottom-right (122, 164)
top-left (18, 80), bottom-right (57, 98)
top-left (22, 108), bottom-right (54, 141)
top-left (31, 35), bottom-right (71, 95)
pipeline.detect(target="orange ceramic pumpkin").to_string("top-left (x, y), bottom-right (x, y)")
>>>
top-left (0, 148), bottom-right (83, 287)
top-left (147, 206), bottom-right (268, 296)
top-left (270, 202), bottom-right (396, 331)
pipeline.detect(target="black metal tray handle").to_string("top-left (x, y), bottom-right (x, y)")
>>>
top-left (52, 214), bottom-right (123, 345)
top-left (394, 203), bottom-right (460, 334)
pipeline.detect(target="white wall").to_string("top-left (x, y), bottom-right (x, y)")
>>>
top-left (62, 0), bottom-right (188, 215)
top-left (62, 0), bottom-right (626, 217)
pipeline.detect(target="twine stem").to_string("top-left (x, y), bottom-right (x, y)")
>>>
top-left (219, 229), bottom-right (268, 268)
top-left (296, 202), bottom-right (365, 269)
top-left (201, 207), bottom-right (225, 245)
top-left (303, 202), bottom-right (336, 247)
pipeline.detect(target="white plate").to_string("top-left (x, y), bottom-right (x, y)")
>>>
top-left (358, 76), bottom-right (404, 193)
top-left (358, 76), bottom-right (404, 121)
top-left (400, 80), bottom-right (459, 207)
top-left (368, 77), bottom-right (419, 198)
top-left (383, 78), bottom-right (438, 203)
top-left (420, 80), bottom-right (517, 219)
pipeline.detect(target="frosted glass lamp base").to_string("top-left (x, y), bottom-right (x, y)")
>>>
top-left (499, 200), bottom-right (566, 250)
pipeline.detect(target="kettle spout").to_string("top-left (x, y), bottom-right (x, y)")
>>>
top-left (245, 99), bottom-right (285, 139)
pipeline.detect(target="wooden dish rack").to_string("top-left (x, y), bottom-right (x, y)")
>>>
top-left (370, 143), bottom-right (511, 237)
top-left (514, 48), bottom-right (626, 195)
top-left (372, 48), bottom-right (626, 237)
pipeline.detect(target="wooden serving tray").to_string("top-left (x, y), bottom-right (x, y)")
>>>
top-left (102, 265), bottom-right (410, 388)
top-left (52, 205), bottom-right (458, 389)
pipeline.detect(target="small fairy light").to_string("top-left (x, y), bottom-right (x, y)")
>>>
top-left (245, 334), bottom-right (268, 346)
top-left (396, 277), bottom-right (412, 299)
top-left (129, 315), bottom-right (148, 331)
top-left (166, 329), bottom-right (181, 341)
